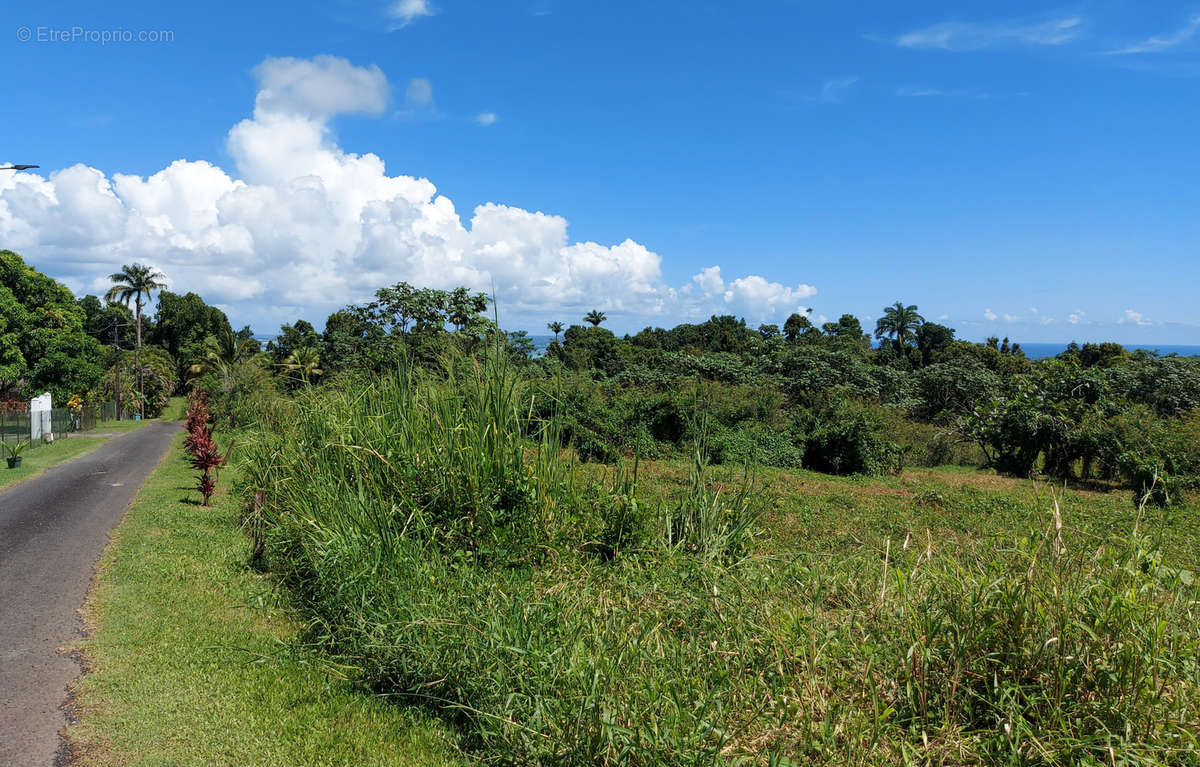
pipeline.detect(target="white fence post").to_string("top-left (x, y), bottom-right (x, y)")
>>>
top-left (30, 393), bottom-right (52, 442)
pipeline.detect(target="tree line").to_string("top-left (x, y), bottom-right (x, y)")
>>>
top-left (4, 250), bottom-right (1196, 502)
top-left (201, 277), bottom-right (1200, 506)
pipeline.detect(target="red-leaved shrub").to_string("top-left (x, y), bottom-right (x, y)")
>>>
top-left (185, 393), bottom-right (223, 505)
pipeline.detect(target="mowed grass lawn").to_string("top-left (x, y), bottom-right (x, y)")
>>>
top-left (65, 430), bottom-right (464, 767)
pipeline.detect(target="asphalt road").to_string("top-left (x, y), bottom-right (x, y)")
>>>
top-left (0, 422), bottom-right (180, 767)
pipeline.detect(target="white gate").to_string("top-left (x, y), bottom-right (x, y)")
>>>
top-left (30, 392), bottom-right (52, 442)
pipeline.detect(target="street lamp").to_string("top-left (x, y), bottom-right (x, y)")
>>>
top-left (0, 165), bottom-right (39, 171)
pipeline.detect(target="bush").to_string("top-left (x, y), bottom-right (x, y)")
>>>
top-left (799, 401), bottom-right (904, 476)
top-left (708, 420), bottom-right (805, 469)
top-left (200, 360), bottom-right (280, 430)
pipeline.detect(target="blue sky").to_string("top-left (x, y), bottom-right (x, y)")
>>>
top-left (1, 1), bottom-right (1198, 343)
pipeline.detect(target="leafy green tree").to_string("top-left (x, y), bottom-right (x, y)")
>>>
top-left (547, 321), bottom-right (565, 343)
top-left (77, 295), bottom-right (135, 345)
top-left (0, 250), bottom-right (103, 402)
top-left (101, 345), bottom-right (178, 418)
top-left (912, 357), bottom-right (999, 422)
top-left (321, 309), bottom-right (381, 374)
top-left (584, 310), bottom-right (607, 327)
top-left (822, 314), bottom-right (871, 355)
top-left (269, 320), bottom-right (321, 366)
top-left (783, 312), bottom-right (812, 343)
top-left (915, 322), bottom-right (955, 366)
top-left (506, 331), bottom-right (536, 362)
top-left (562, 325), bottom-right (625, 377)
top-left (446, 287), bottom-right (490, 332)
top-left (874, 301), bottom-right (924, 349)
top-left (0, 290), bottom-right (27, 389)
top-left (147, 291), bottom-right (233, 385)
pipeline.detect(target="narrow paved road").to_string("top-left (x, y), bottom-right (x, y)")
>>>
top-left (0, 422), bottom-right (180, 767)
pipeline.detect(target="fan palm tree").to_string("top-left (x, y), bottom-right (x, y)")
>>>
top-left (874, 301), bottom-right (925, 349)
top-left (106, 264), bottom-right (166, 415)
top-left (546, 321), bottom-right (564, 343)
top-left (584, 310), bottom-right (607, 327)
top-left (282, 346), bottom-right (323, 386)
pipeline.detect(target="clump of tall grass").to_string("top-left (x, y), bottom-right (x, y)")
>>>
top-left (880, 514), bottom-right (1200, 763)
top-left (236, 351), bottom-right (1200, 765)
top-left (238, 351), bottom-right (769, 762)
top-left (764, 500), bottom-right (1200, 764)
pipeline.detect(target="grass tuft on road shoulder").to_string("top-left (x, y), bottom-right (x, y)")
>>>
top-left (65, 430), bottom-right (462, 767)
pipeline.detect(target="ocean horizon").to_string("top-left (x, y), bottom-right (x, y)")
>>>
top-left (519, 335), bottom-right (1200, 360)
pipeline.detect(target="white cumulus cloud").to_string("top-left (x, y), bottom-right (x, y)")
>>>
top-left (474, 112), bottom-right (498, 126)
top-left (1120, 309), bottom-right (1153, 326)
top-left (681, 266), bottom-right (815, 319)
top-left (253, 56), bottom-right (389, 118)
top-left (0, 55), bottom-right (817, 332)
top-left (388, 0), bottom-right (434, 28)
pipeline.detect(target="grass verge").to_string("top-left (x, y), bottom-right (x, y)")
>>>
top-left (0, 437), bottom-right (109, 492)
top-left (64, 430), bottom-right (463, 767)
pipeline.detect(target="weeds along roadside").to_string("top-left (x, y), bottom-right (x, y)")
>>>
top-left (228, 350), bottom-right (1200, 765)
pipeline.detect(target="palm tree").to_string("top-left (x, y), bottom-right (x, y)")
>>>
top-left (106, 264), bottom-right (166, 415)
top-left (282, 347), bottom-right (323, 386)
top-left (584, 310), bottom-right (607, 327)
top-left (546, 321), bottom-right (564, 343)
top-left (188, 328), bottom-right (259, 388)
top-left (874, 301), bottom-right (925, 349)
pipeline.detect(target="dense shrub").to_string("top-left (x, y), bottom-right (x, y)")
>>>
top-left (198, 359), bottom-right (280, 430)
top-left (798, 400), bottom-right (904, 476)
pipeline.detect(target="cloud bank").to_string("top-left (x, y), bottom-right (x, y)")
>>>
top-left (0, 55), bottom-right (815, 332)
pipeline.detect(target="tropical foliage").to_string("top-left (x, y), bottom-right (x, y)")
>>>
top-left (0, 250), bottom-right (103, 402)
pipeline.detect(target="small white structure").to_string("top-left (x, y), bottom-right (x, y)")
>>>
top-left (30, 392), bottom-right (52, 442)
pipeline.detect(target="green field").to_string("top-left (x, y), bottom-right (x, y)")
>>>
top-left (67, 392), bottom-right (1200, 765)
top-left (220, 362), bottom-right (1200, 766)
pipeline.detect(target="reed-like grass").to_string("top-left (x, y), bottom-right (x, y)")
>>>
top-left (237, 352), bottom-right (1200, 765)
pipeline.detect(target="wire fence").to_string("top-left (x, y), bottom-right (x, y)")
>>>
top-left (0, 402), bottom-right (118, 446)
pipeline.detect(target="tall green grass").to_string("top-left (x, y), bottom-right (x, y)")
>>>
top-left (236, 353), bottom-right (1200, 765)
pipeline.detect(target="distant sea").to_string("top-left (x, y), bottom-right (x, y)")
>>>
top-left (1018, 343), bottom-right (1200, 360)
top-left (524, 336), bottom-right (1200, 359)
